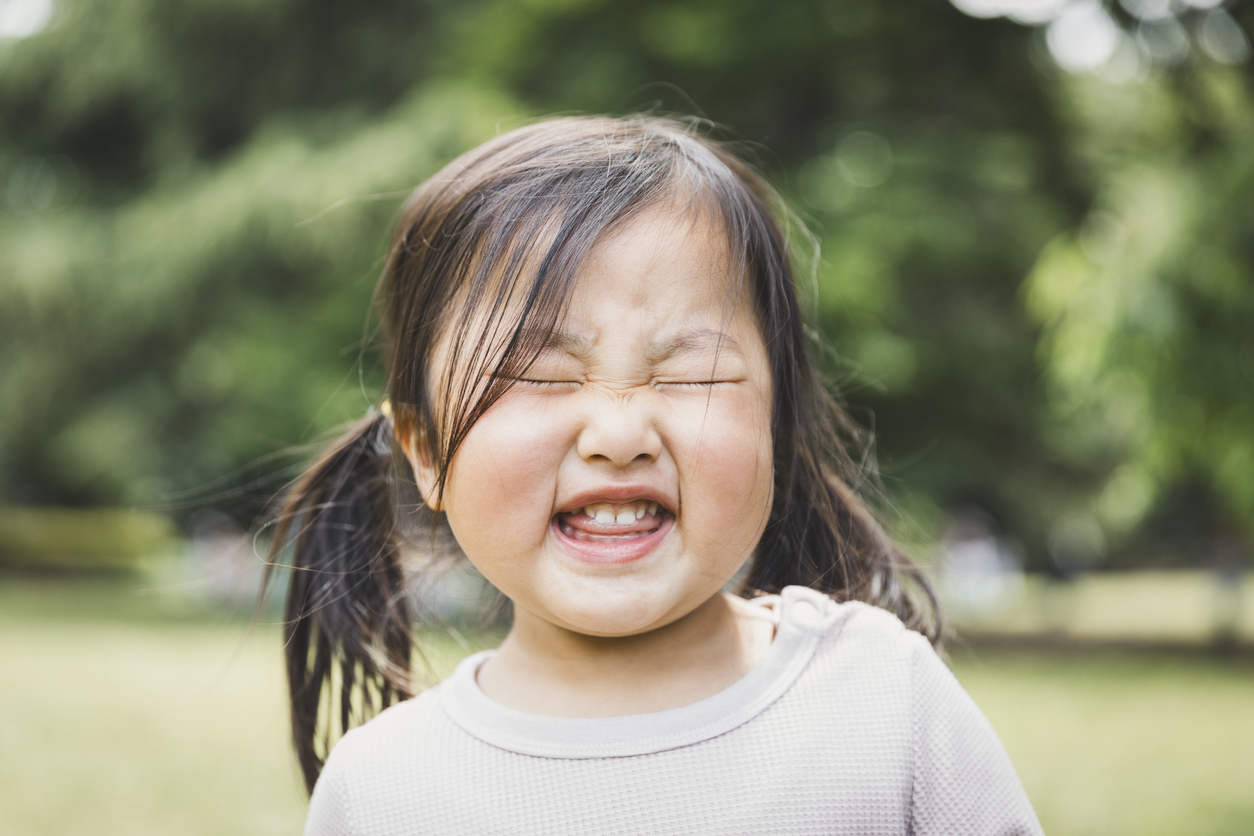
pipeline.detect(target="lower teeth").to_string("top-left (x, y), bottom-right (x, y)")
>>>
top-left (559, 519), bottom-right (656, 541)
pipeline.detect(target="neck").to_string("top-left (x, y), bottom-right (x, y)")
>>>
top-left (476, 592), bottom-right (774, 717)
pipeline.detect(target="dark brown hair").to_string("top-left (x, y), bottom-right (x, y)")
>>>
top-left (266, 115), bottom-right (942, 794)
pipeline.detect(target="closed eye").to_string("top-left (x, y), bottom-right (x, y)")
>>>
top-left (518, 378), bottom-right (581, 387)
top-left (490, 374), bottom-right (581, 389)
top-left (655, 379), bottom-right (739, 389)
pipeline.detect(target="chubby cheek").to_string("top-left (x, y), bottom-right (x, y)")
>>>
top-left (442, 400), bottom-right (568, 579)
top-left (672, 390), bottom-right (774, 564)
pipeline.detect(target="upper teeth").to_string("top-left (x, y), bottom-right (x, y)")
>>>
top-left (581, 501), bottom-right (659, 523)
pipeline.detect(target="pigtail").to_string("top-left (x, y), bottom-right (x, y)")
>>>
top-left (264, 411), bottom-right (413, 794)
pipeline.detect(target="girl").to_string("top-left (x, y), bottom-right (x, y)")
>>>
top-left (269, 115), bottom-right (1044, 835)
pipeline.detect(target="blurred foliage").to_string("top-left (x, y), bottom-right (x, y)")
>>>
top-left (1026, 68), bottom-right (1254, 547)
top-left (2, 79), bottom-right (514, 510)
top-left (0, 505), bottom-right (177, 569)
top-left (0, 0), bottom-right (1251, 568)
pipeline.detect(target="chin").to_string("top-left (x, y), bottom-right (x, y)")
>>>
top-left (541, 593), bottom-right (667, 636)
top-left (558, 607), bottom-right (668, 637)
top-left (539, 575), bottom-right (712, 638)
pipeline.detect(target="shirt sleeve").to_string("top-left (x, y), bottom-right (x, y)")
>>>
top-left (907, 634), bottom-right (1045, 836)
top-left (304, 745), bottom-right (357, 836)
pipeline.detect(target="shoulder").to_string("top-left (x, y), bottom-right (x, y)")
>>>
top-left (324, 686), bottom-right (445, 770)
top-left (802, 593), bottom-right (998, 733)
top-left (812, 593), bottom-right (937, 668)
top-left (314, 686), bottom-right (446, 801)
top-left (776, 590), bottom-right (1044, 832)
top-left (306, 688), bottom-right (449, 835)
top-left (772, 588), bottom-right (939, 722)
top-left (784, 590), bottom-right (952, 725)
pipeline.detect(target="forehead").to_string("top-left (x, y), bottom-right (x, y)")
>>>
top-left (581, 204), bottom-right (733, 292)
top-left (558, 204), bottom-right (753, 345)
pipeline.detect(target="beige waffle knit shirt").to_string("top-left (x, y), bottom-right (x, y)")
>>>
top-left (304, 586), bottom-right (1044, 835)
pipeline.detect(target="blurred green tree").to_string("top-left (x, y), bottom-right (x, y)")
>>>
top-left (1026, 66), bottom-right (1254, 554)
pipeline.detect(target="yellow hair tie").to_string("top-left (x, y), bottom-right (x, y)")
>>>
top-left (380, 398), bottom-right (393, 419)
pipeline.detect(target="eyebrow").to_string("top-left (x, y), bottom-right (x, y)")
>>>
top-left (514, 327), bottom-right (595, 359)
top-left (516, 326), bottom-right (741, 364)
top-left (643, 328), bottom-right (742, 364)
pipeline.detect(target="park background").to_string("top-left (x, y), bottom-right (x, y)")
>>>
top-left (1, 0), bottom-right (1252, 832)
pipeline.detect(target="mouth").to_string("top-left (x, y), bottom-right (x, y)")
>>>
top-left (552, 499), bottom-right (674, 565)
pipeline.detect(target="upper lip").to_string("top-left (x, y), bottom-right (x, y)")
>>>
top-left (557, 485), bottom-right (678, 516)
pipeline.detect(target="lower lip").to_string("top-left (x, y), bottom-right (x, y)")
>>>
top-left (551, 515), bottom-right (674, 566)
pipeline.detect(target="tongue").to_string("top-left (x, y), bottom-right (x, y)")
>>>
top-left (560, 512), bottom-right (661, 537)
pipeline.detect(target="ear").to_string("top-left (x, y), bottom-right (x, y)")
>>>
top-left (396, 423), bottom-right (444, 513)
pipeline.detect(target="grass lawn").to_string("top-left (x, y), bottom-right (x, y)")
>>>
top-left (1, 574), bottom-right (1252, 835)
top-left (954, 648), bottom-right (1254, 835)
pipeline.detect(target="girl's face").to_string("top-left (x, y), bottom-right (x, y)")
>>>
top-left (411, 206), bottom-right (775, 638)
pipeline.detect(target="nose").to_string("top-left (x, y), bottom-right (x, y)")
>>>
top-left (576, 394), bottom-right (662, 468)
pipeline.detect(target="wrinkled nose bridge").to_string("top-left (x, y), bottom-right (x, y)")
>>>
top-left (576, 390), bottom-right (662, 466)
